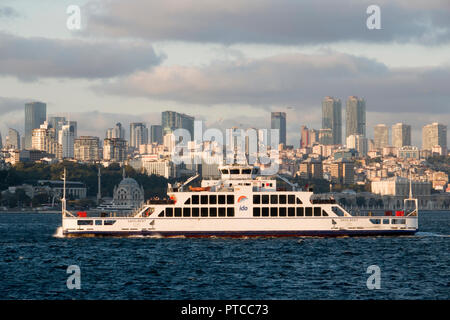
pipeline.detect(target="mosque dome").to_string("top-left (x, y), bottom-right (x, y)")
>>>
top-left (113, 174), bottom-right (144, 208)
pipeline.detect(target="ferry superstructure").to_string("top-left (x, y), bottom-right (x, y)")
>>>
top-left (60, 165), bottom-right (419, 237)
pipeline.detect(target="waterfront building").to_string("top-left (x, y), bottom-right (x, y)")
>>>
top-left (371, 177), bottom-right (431, 197)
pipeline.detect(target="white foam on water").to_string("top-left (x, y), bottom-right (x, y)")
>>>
top-left (416, 231), bottom-right (449, 237)
top-left (52, 227), bottom-right (65, 238)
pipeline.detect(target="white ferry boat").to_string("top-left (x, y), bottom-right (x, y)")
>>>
top-left (60, 165), bottom-right (419, 237)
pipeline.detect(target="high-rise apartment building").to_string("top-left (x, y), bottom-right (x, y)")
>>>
top-left (150, 125), bottom-right (163, 144)
top-left (103, 138), bottom-right (127, 162)
top-left (31, 121), bottom-right (61, 157)
top-left (422, 122), bottom-right (447, 152)
top-left (106, 123), bottom-right (125, 140)
top-left (74, 136), bottom-right (100, 161)
top-left (129, 122), bottom-right (148, 149)
top-left (25, 102), bottom-right (46, 149)
top-left (300, 125), bottom-right (309, 148)
top-left (322, 96), bottom-right (342, 145)
top-left (346, 96), bottom-right (366, 139)
top-left (374, 124), bottom-right (389, 149)
top-left (6, 128), bottom-right (21, 150)
top-left (59, 124), bottom-right (75, 158)
top-left (271, 112), bottom-right (287, 146)
top-left (162, 111), bottom-right (195, 138)
top-left (392, 123), bottom-right (411, 148)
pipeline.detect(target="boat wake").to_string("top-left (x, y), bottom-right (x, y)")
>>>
top-left (52, 227), bottom-right (65, 238)
top-left (415, 232), bottom-right (449, 238)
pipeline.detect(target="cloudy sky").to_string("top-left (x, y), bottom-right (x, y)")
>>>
top-left (0, 0), bottom-right (449, 147)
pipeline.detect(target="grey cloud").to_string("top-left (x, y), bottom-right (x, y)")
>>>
top-left (0, 32), bottom-right (164, 80)
top-left (84, 0), bottom-right (450, 45)
top-left (96, 51), bottom-right (450, 116)
top-left (0, 97), bottom-right (27, 116)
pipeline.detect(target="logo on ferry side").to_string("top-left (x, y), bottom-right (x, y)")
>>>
top-left (237, 196), bottom-right (248, 203)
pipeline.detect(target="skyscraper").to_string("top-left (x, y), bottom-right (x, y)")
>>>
top-left (150, 125), bottom-right (163, 144)
top-left (322, 96), bottom-right (342, 145)
top-left (106, 123), bottom-right (125, 139)
top-left (48, 116), bottom-right (66, 141)
top-left (59, 124), bottom-right (75, 158)
top-left (345, 96), bottom-right (366, 139)
top-left (422, 122), bottom-right (447, 152)
top-left (392, 123), bottom-right (411, 148)
top-left (374, 124), bottom-right (389, 149)
top-left (6, 128), bottom-right (21, 150)
top-left (300, 125), bottom-right (309, 148)
top-left (130, 122), bottom-right (148, 148)
top-left (162, 111), bottom-right (195, 138)
top-left (25, 101), bottom-right (46, 149)
top-left (271, 112), bottom-right (286, 146)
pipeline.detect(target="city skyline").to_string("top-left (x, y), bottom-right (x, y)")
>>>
top-left (0, 96), bottom-right (448, 148)
top-left (1, 101), bottom-right (448, 152)
top-left (0, 1), bottom-right (449, 147)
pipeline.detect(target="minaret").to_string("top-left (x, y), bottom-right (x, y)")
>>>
top-left (97, 166), bottom-right (101, 205)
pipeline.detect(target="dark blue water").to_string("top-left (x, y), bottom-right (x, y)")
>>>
top-left (0, 212), bottom-right (448, 300)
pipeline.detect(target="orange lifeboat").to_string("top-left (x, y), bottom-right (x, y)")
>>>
top-left (189, 186), bottom-right (211, 192)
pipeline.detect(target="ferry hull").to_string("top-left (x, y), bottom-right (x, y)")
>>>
top-left (63, 229), bottom-right (417, 238)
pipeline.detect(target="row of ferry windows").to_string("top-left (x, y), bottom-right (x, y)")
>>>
top-left (185, 195), bottom-right (234, 205)
top-left (253, 194), bottom-right (302, 205)
top-left (160, 207), bottom-right (235, 217)
top-left (253, 207), bottom-right (328, 217)
top-left (184, 194), bottom-right (303, 205)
